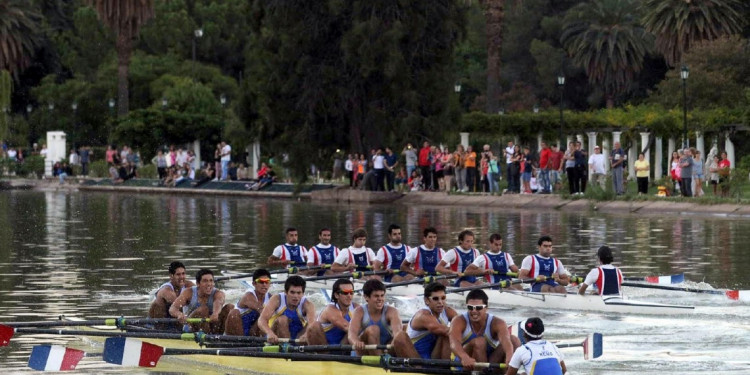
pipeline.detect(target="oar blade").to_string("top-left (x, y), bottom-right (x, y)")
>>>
top-left (583, 333), bottom-right (603, 360)
top-left (644, 273), bottom-right (684, 285)
top-left (0, 324), bottom-right (14, 346)
top-left (104, 337), bottom-right (164, 367)
top-left (28, 345), bottom-right (85, 371)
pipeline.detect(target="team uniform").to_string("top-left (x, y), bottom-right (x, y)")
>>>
top-left (235, 289), bottom-right (272, 336)
top-left (334, 246), bottom-right (377, 272)
top-left (454, 313), bottom-right (501, 358)
top-left (406, 307), bottom-right (451, 359)
top-left (359, 303), bottom-right (394, 345)
top-left (442, 246), bottom-right (481, 285)
top-left (376, 244), bottom-right (410, 282)
top-left (405, 245), bottom-right (445, 276)
top-left (306, 243), bottom-right (340, 276)
top-left (520, 255), bottom-right (567, 292)
top-left (268, 293), bottom-right (308, 339)
top-left (320, 302), bottom-right (356, 344)
top-left (155, 281), bottom-right (188, 316)
top-left (509, 340), bottom-right (564, 375)
top-left (583, 264), bottom-right (623, 297)
top-left (272, 243), bottom-right (308, 267)
top-left (472, 251), bottom-right (516, 284)
top-left (182, 286), bottom-right (217, 332)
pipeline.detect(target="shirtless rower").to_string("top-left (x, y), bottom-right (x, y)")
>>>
top-left (436, 230), bottom-right (482, 287)
top-left (306, 228), bottom-right (340, 276)
top-left (331, 228), bottom-right (377, 274)
top-left (449, 289), bottom-right (519, 370)
top-left (400, 227), bottom-right (445, 278)
top-left (306, 278), bottom-right (359, 345)
top-left (463, 233), bottom-right (522, 290)
top-left (224, 269), bottom-right (272, 336)
top-left (268, 227), bottom-right (308, 268)
top-left (348, 279), bottom-right (403, 355)
top-left (392, 282), bottom-right (457, 359)
top-left (519, 235), bottom-right (570, 294)
top-left (258, 275), bottom-right (316, 343)
top-left (579, 245), bottom-right (623, 297)
top-left (373, 224), bottom-right (413, 282)
top-left (148, 261), bottom-right (195, 320)
top-left (169, 268), bottom-right (233, 334)
top-left (506, 317), bottom-right (567, 375)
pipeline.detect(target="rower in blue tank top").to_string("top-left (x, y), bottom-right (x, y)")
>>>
top-left (507, 317), bottom-right (566, 375)
top-left (225, 269), bottom-right (273, 336)
top-left (391, 282), bottom-right (457, 360)
top-left (258, 275), bottom-right (315, 344)
top-left (348, 279), bottom-right (403, 355)
top-left (464, 234), bottom-right (522, 291)
top-left (304, 279), bottom-right (360, 346)
top-left (579, 245), bottom-right (624, 297)
top-left (519, 235), bottom-right (570, 294)
top-left (375, 225), bottom-right (412, 282)
top-left (306, 228), bottom-right (340, 276)
top-left (148, 261), bottom-right (195, 325)
top-left (436, 230), bottom-right (482, 287)
top-left (267, 227), bottom-right (308, 268)
top-left (169, 269), bottom-right (231, 335)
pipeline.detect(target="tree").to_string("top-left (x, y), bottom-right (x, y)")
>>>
top-left (87, 0), bottom-right (155, 117)
top-left (480, 0), bottom-right (505, 114)
top-left (0, 0), bottom-right (42, 76)
top-left (641, 0), bottom-right (746, 67)
top-left (561, 0), bottom-right (651, 108)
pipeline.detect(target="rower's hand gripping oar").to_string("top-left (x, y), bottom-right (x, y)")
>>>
top-left (273, 269), bottom-right (388, 284)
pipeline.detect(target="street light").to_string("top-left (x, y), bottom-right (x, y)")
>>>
top-left (220, 93), bottom-right (227, 107)
top-left (192, 28), bottom-right (204, 75)
top-left (47, 103), bottom-right (54, 111)
top-left (454, 82), bottom-right (461, 93)
top-left (680, 65), bottom-right (689, 149)
top-left (108, 98), bottom-right (115, 139)
top-left (498, 108), bottom-right (505, 115)
top-left (71, 102), bottom-right (78, 144)
top-left (557, 74), bottom-right (565, 151)
top-left (533, 104), bottom-right (539, 114)
top-left (161, 97), bottom-right (168, 109)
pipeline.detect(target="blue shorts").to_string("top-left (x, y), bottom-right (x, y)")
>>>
top-left (522, 172), bottom-right (532, 181)
top-left (531, 281), bottom-right (559, 292)
top-left (384, 271), bottom-right (408, 282)
top-left (241, 310), bottom-right (260, 336)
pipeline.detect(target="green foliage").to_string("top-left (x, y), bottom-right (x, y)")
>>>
top-left (138, 163), bottom-right (157, 179)
top-left (89, 160), bottom-right (109, 178)
top-left (0, 1), bottom-right (43, 76)
top-left (15, 155), bottom-right (44, 178)
top-left (51, 5), bottom-right (112, 80)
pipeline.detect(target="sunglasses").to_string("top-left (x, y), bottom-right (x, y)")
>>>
top-left (254, 278), bottom-right (271, 284)
top-left (429, 295), bottom-right (447, 301)
top-left (338, 289), bottom-right (355, 295)
top-left (466, 304), bottom-right (487, 311)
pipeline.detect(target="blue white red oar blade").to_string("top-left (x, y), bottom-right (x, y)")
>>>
top-left (103, 337), bottom-right (164, 367)
top-left (28, 345), bottom-right (85, 371)
top-left (644, 273), bottom-right (684, 284)
top-left (0, 324), bottom-right (14, 346)
top-left (583, 333), bottom-right (603, 360)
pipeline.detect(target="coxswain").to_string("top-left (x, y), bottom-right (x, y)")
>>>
top-left (436, 230), bottom-right (482, 287)
top-left (148, 261), bottom-right (195, 320)
top-left (331, 228), bottom-right (377, 274)
top-left (224, 269), bottom-right (272, 336)
top-left (348, 279), bottom-right (403, 355)
top-left (258, 275), bottom-right (315, 343)
top-left (306, 228), bottom-right (340, 276)
top-left (578, 245), bottom-right (623, 297)
top-left (169, 268), bottom-right (233, 334)
top-left (506, 317), bottom-right (566, 375)
top-left (449, 289), bottom-right (519, 370)
top-left (392, 282), bottom-right (457, 359)
top-left (518, 236), bottom-right (570, 294)
top-left (306, 278), bottom-right (359, 345)
top-left (373, 224), bottom-right (413, 282)
top-left (463, 233), bottom-right (522, 290)
top-left (400, 227), bottom-right (445, 278)
top-left (267, 227), bottom-right (307, 268)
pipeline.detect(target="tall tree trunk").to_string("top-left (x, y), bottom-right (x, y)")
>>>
top-left (115, 28), bottom-right (132, 117)
top-left (483, 0), bottom-right (504, 114)
top-left (606, 93), bottom-right (614, 109)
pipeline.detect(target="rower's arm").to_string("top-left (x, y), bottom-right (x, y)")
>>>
top-left (509, 264), bottom-right (520, 273)
top-left (347, 307), bottom-right (365, 346)
top-left (324, 305), bottom-right (351, 332)
top-left (415, 312), bottom-right (449, 336)
top-left (238, 292), bottom-right (259, 311)
top-left (578, 283), bottom-right (589, 295)
top-left (463, 264), bottom-right (486, 277)
top-left (560, 360), bottom-right (567, 374)
top-left (210, 291), bottom-right (226, 321)
top-left (168, 289), bottom-right (191, 321)
top-left (448, 317), bottom-right (472, 363)
top-left (400, 260), bottom-right (420, 276)
top-left (156, 287), bottom-right (178, 305)
top-left (303, 299), bottom-right (316, 326)
top-left (258, 295), bottom-right (281, 337)
top-left (518, 268), bottom-right (531, 279)
top-left (372, 260), bottom-right (384, 272)
top-left (331, 261), bottom-right (352, 273)
top-left (435, 260), bottom-right (456, 276)
top-left (267, 255), bottom-right (290, 267)
top-left (556, 272), bottom-right (570, 286)
top-left (492, 318), bottom-right (514, 365)
top-left (387, 307), bottom-right (403, 336)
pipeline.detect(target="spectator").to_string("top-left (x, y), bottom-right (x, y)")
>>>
top-left (69, 149), bottom-right (79, 166)
top-left (402, 143), bottom-right (418, 178)
top-left (418, 141), bottom-right (432, 190)
top-left (237, 163), bottom-right (249, 180)
top-left (504, 141), bottom-right (515, 182)
top-left (707, 154), bottom-right (720, 196)
top-left (7, 147), bottom-right (17, 161)
top-left (441, 147), bottom-right (454, 192)
top-left (538, 142), bottom-right (551, 194)
top-left (79, 146), bottom-right (91, 176)
top-left (333, 154), bottom-right (343, 181)
top-left (372, 148), bottom-right (385, 191)
top-left (227, 161), bottom-right (238, 181)
top-left (670, 151), bottom-right (681, 195)
top-left (119, 161), bottom-right (136, 182)
top-left (153, 150), bottom-right (168, 179)
top-left (692, 150), bottom-right (704, 197)
top-left (394, 167), bottom-right (408, 192)
top-left (352, 153), bottom-right (361, 187)
top-left (247, 166), bottom-right (277, 190)
top-left (634, 152), bottom-right (650, 195)
top-left (565, 142), bottom-right (579, 195)
top-left (384, 147), bottom-right (398, 192)
top-left (718, 151), bottom-right (731, 197)
top-left (530, 170), bottom-right (539, 193)
top-left (464, 145), bottom-right (477, 192)
top-left (109, 163), bottom-right (123, 184)
top-left (433, 146), bottom-right (444, 191)
top-left (105, 145), bottom-right (117, 165)
top-left (454, 144), bottom-right (466, 192)
top-left (193, 164), bottom-right (215, 188)
top-left (588, 146), bottom-right (606, 189)
top-left (610, 141), bottom-right (626, 195)
top-left (479, 152), bottom-right (489, 193)
top-left (521, 147), bottom-right (532, 194)
top-left (167, 145), bottom-right (176, 167)
top-left (408, 170), bottom-right (422, 192)
top-left (575, 141), bottom-right (587, 193)
top-left (213, 143), bottom-right (222, 180)
top-left (508, 145), bottom-right (522, 194)
top-left (679, 148), bottom-right (694, 197)
top-left (345, 154), bottom-right (354, 187)
top-left (488, 154), bottom-right (500, 194)
top-left (40, 144), bottom-right (48, 159)
top-left (549, 144), bottom-right (563, 192)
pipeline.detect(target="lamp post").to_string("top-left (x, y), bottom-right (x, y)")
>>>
top-left (161, 97), bottom-right (168, 109)
top-left (71, 102), bottom-right (78, 145)
top-left (192, 28), bottom-right (204, 75)
top-left (680, 65), bottom-right (689, 149)
top-left (533, 104), bottom-right (539, 114)
top-left (498, 108), bottom-right (505, 115)
top-left (108, 98), bottom-right (115, 140)
top-left (557, 74), bottom-right (565, 150)
top-left (220, 94), bottom-right (227, 107)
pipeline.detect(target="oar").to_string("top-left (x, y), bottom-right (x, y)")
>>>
top-left (447, 277), bottom-right (541, 294)
top-left (272, 270), bottom-right (388, 284)
top-left (102, 337), bottom-right (505, 371)
top-left (2, 317), bottom-right (208, 328)
top-left (624, 273), bottom-right (684, 284)
top-left (27, 345), bottom-right (91, 371)
top-left (621, 281), bottom-right (749, 301)
top-left (0, 325), bottom-right (297, 347)
top-left (216, 265), bottom-right (331, 281)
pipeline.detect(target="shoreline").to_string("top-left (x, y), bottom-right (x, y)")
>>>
top-left (4, 178), bottom-right (750, 218)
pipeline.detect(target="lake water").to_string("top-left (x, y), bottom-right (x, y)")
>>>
top-left (1, 191), bottom-right (749, 374)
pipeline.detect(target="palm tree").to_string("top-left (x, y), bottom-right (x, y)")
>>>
top-left (87, 0), bottom-right (155, 117)
top-left (0, 0), bottom-right (41, 76)
top-left (480, 0), bottom-right (504, 114)
top-left (561, 0), bottom-right (651, 108)
top-left (641, 0), bottom-right (746, 67)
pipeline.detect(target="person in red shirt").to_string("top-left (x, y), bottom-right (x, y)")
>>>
top-left (718, 151), bottom-right (731, 197)
top-left (418, 141), bottom-right (433, 190)
top-left (547, 145), bottom-right (564, 192)
top-left (538, 142), bottom-right (551, 194)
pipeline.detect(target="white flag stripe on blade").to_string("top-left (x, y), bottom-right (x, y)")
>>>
top-left (122, 338), bottom-right (144, 366)
top-left (45, 345), bottom-right (67, 371)
top-left (658, 276), bottom-right (671, 284)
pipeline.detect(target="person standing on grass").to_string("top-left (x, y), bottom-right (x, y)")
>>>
top-left (634, 153), bottom-right (650, 195)
top-left (679, 148), bottom-right (694, 197)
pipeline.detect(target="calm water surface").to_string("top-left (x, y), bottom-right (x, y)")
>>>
top-left (1, 191), bottom-right (749, 374)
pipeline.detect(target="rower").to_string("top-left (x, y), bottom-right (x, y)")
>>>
top-left (168, 268), bottom-right (233, 334)
top-left (506, 317), bottom-right (567, 375)
top-left (305, 278), bottom-right (359, 345)
top-left (519, 235), bottom-right (570, 294)
top-left (348, 279), bottom-right (403, 355)
top-left (148, 261), bottom-right (195, 322)
top-left (267, 227), bottom-right (308, 268)
top-left (578, 245), bottom-right (623, 297)
top-left (392, 282), bottom-right (457, 359)
top-left (306, 228), bottom-right (340, 276)
top-left (224, 269), bottom-right (272, 336)
top-left (331, 228), bottom-right (377, 274)
top-left (373, 224), bottom-right (413, 282)
top-left (258, 275), bottom-right (315, 344)
top-left (449, 289), bottom-right (519, 370)
top-left (400, 227), bottom-right (445, 278)
top-left (436, 230), bottom-right (482, 287)
top-left (464, 233), bottom-right (522, 290)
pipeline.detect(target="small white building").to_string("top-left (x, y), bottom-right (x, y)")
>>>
top-left (45, 131), bottom-right (67, 176)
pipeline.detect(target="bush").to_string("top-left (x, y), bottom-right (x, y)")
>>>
top-left (90, 160), bottom-right (110, 178)
top-left (16, 156), bottom-right (45, 178)
top-left (138, 164), bottom-right (157, 179)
